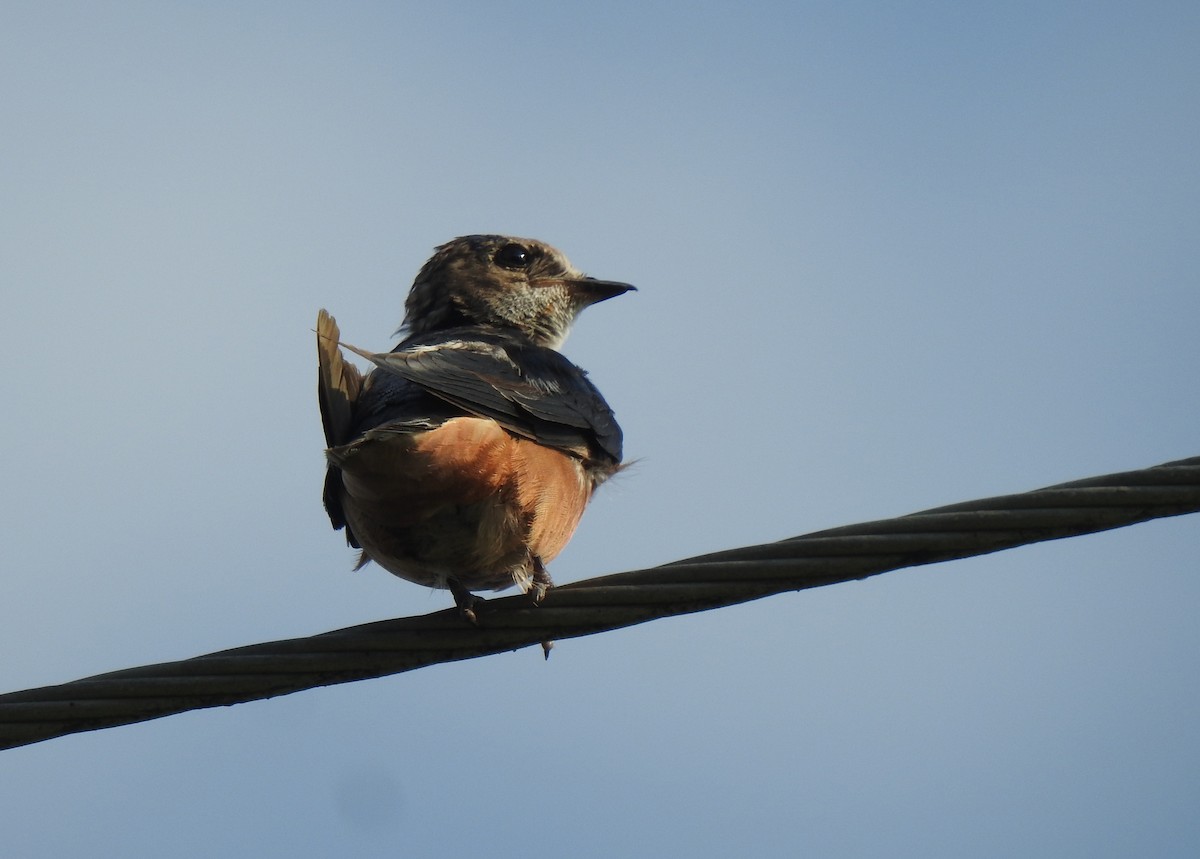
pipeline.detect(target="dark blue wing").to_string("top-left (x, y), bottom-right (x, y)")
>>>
top-left (353, 328), bottom-right (623, 465)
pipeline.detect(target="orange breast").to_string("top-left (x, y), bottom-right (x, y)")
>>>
top-left (332, 416), bottom-right (592, 588)
top-left (508, 435), bottom-right (591, 564)
top-left (408, 418), bottom-right (591, 565)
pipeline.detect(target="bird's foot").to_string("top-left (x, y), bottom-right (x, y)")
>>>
top-left (532, 558), bottom-right (555, 658)
top-left (447, 578), bottom-right (482, 627)
top-left (529, 557), bottom-right (554, 605)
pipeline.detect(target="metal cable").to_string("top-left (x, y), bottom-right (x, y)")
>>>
top-left (1, 455), bottom-right (1197, 751)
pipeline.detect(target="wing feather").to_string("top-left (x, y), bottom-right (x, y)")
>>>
top-left (339, 330), bottom-right (622, 464)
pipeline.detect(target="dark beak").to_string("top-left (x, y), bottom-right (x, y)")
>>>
top-left (568, 278), bottom-right (637, 305)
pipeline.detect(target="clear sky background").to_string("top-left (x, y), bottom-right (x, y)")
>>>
top-left (2, 2), bottom-right (1198, 856)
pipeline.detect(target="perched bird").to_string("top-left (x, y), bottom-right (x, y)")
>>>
top-left (317, 235), bottom-right (633, 622)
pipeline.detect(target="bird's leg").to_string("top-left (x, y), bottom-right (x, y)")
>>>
top-left (531, 557), bottom-right (555, 659)
top-left (529, 557), bottom-right (554, 605)
top-left (447, 577), bottom-right (481, 627)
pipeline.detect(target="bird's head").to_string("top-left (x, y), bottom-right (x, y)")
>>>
top-left (401, 235), bottom-right (635, 349)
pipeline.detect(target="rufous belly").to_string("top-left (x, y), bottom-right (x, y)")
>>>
top-left (330, 416), bottom-right (591, 593)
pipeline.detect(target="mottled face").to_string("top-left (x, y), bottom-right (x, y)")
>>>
top-left (402, 235), bottom-right (634, 348)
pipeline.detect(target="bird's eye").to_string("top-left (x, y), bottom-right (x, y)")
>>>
top-left (494, 243), bottom-right (533, 270)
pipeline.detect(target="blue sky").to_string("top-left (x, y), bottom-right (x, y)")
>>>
top-left (2, 2), bottom-right (1198, 856)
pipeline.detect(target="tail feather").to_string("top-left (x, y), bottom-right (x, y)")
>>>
top-left (316, 309), bottom-right (363, 448)
top-left (318, 309), bottom-right (364, 545)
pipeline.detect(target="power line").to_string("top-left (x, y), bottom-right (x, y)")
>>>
top-left (1, 455), bottom-right (1196, 751)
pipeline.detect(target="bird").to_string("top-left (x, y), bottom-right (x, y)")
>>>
top-left (317, 234), bottom-right (634, 623)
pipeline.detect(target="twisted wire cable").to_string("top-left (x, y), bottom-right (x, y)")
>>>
top-left (1, 455), bottom-right (1197, 751)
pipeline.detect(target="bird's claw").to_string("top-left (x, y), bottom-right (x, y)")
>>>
top-left (448, 578), bottom-right (482, 627)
